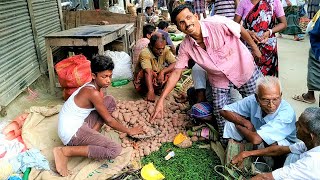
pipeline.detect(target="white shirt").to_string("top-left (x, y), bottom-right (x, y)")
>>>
top-left (58, 83), bottom-right (95, 145)
top-left (272, 143), bottom-right (320, 180)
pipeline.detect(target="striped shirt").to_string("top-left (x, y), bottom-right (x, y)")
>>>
top-left (214, 0), bottom-right (236, 19)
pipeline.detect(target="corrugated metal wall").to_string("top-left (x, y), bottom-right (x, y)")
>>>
top-left (0, 0), bottom-right (62, 106)
top-left (32, 0), bottom-right (62, 71)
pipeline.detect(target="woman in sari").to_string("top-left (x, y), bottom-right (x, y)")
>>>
top-left (234, 0), bottom-right (287, 76)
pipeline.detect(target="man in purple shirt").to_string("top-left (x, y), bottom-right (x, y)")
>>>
top-left (151, 4), bottom-right (262, 141)
top-left (157, 21), bottom-right (176, 54)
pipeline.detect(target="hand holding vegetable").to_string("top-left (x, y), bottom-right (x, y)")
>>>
top-left (128, 126), bottom-right (144, 136)
top-left (231, 151), bottom-right (248, 166)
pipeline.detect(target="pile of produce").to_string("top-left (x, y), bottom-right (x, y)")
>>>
top-left (106, 97), bottom-right (192, 158)
top-left (169, 33), bottom-right (185, 41)
top-left (141, 142), bottom-right (223, 179)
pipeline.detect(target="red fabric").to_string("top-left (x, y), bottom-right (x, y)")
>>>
top-left (55, 55), bottom-right (92, 88)
top-left (2, 113), bottom-right (29, 140)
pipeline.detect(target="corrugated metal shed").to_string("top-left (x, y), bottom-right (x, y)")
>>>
top-left (0, 0), bottom-right (62, 106)
top-left (32, 0), bottom-right (63, 71)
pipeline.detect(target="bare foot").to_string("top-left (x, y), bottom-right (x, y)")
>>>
top-left (145, 91), bottom-right (156, 102)
top-left (53, 147), bottom-right (69, 177)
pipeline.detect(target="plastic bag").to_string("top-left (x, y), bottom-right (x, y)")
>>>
top-left (54, 54), bottom-right (92, 88)
top-left (105, 50), bottom-right (133, 81)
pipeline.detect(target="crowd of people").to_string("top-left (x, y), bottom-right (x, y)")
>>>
top-left (53, 1), bottom-right (320, 179)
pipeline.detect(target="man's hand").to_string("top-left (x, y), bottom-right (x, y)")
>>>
top-left (128, 126), bottom-right (144, 136)
top-left (150, 99), bottom-right (164, 121)
top-left (157, 71), bottom-right (165, 85)
top-left (251, 173), bottom-right (274, 180)
top-left (231, 151), bottom-right (248, 166)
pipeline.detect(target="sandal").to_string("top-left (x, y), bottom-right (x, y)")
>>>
top-left (292, 94), bottom-right (316, 104)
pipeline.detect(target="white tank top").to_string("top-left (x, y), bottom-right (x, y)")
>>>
top-left (58, 83), bottom-right (96, 145)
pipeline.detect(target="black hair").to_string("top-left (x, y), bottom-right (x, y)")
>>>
top-left (143, 24), bottom-right (156, 38)
top-left (145, 6), bottom-right (152, 12)
top-left (170, 4), bottom-right (195, 25)
top-left (158, 21), bottom-right (169, 30)
top-left (90, 55), bottom-right (114, 74)
top-left (149, 33), bottom-right (166, 47)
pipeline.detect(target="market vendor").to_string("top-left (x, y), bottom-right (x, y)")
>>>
top-left (133, 33), bottom-right (176, 102)
top-left (221, 76), bottom-right (297, 167)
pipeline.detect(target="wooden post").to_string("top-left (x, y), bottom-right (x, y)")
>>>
top-left (45, 38), bottom-right (56, 95)
top-left (57, 0), bottom-right (65, 30)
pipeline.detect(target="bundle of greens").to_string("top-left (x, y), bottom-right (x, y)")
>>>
top-left (141, 142), bottom-right (223, 180)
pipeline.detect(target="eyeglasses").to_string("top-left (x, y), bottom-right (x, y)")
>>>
top-left (258, 97), bottom-right (281, 105)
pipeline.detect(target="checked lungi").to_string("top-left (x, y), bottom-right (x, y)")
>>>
top-left (211, 68), bottom-right (262, 139)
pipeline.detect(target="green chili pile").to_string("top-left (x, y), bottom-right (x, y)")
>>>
top-left (141, 142), bottom-right (223, 180)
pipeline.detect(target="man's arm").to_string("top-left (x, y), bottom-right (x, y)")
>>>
top-left (236, 125), bottom-right (262, 144)
top-left (220, 110), bottom-right (254, 130)
top-left (240, 26), bottom-right (262, 58)
top-left (151, 68), bottom-right (184, 120)
top-left (234, 0), bottom-right (239, 8)
top-left (161, 62), bottom-right (176, 75)
top-left (232, 145), bottom-right (290, 165)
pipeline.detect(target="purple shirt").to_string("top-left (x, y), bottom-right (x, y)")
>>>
top-left (175, 15), bottom-right (256, 89)
top-left (157, 29), bottom-right (174, 46)
top-left (236, 0), bottom-right (285, 20)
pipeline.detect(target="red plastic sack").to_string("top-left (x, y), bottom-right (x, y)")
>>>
top-left (63, 87), bottom-right (78, 101)
top-left (55, 54), bottom-right (92, 88)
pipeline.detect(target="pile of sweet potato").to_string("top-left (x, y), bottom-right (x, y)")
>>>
top-left (107, 97), bottom-right (191, 158)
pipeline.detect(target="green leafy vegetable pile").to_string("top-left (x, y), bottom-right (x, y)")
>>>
top-left (141, 142), bottom-right (223, 180)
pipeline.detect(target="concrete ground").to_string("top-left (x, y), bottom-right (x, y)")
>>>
top-left (0, 34), bottom-right (317, 122)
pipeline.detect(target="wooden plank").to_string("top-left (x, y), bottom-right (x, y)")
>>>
top-left (45, 38), bottom-right (56, 95)
top-left (46, 38), bottom-right (100, 46)
top-left (76, 10), bottom-right (80, 27)
top-left (46, 24), bottom-right (125, 38)
top-left (57, 0), bottom-right (65, 30)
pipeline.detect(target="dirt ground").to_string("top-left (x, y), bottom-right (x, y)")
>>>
top-left (0, 34), bottom-right (318, 122)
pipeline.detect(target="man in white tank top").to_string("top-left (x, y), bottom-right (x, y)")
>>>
top-left (53, 55), bottom-right (144, 177)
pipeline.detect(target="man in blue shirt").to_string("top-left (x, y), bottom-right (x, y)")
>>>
top-left (221, 76), bottom-right (297, 146)
top-left (220, 76), bottom-right (297, 168)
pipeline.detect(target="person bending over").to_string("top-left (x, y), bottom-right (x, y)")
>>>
top-left (232, 107), bottom-right (320, 180)
top-left (54, 55), bottom-right (143, 177)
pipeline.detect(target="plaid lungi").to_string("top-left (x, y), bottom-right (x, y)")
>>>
top-left (194, 0), bottom-right (206, 14)
top-left (211, 68), bottom-right (262, 139)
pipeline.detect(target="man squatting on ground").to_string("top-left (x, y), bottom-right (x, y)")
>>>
top-left (221, 76), bottom-right (297, 168)
top-left (134, 33), bottom-right (176, 102)
top-left (232, 107), bottom-right (320, 180)
top-left (151, 4), bottom-right (262, 141)
top-left (54, 55), bottom-right (143, 177)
